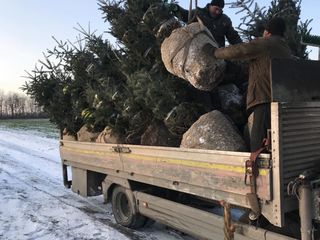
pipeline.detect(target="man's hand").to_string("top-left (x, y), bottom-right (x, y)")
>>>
top-left (202, 43), bottom-right (217, 57)
top-left (163, 3), bottom-right (179, 13)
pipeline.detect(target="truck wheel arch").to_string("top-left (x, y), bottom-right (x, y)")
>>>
top-left (102, 175), bottom-right (131, 203)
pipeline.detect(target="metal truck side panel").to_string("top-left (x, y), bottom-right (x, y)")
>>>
top-left (135, 192), bottom-right (295, 240)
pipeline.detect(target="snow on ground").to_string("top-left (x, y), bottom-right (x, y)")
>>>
top-left (0, 123), bottom-right (192, 240)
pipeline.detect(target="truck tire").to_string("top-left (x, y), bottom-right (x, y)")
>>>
top-left (111, 186), bottom-right (146, 229)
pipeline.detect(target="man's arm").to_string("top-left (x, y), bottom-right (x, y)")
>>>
top-left (214, 38), bottom-right (267, 60)
top-left (169, 4), bottom-right (195, 23)
top-left (165, 3), bottom-right (189, 22)
top-left (175, 5), bottom-right (190, 22)
top-left (224, 16), bottom-right (242, 45)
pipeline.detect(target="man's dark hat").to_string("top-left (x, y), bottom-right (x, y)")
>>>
top-left (265, 17), bottom-right (286, 37)
top-left (210, 0), bottom-right (225, 8)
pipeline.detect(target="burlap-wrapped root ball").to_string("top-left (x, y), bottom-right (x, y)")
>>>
top-left (141, 120), bottom-right (178, 147)
top-left (164, 102), bottom-right (205, 137)
top-left (96, 127), bottom-right (124, 144)
top-left (77, 125), bottom-right (100, 142)
top-left (217, 84), bottom-right (246, 126)
top-left (62, 128), bottom-right (77, 141)
top-left (180, 110), bottom-right (247, 151)
top-left (161, 21), bottom-right (226, 91)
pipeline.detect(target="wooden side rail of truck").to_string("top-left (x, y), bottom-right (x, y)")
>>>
top-left (60, 59), bottom-right (320, 240)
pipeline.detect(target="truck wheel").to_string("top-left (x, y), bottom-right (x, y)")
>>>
top-left (111, 186), bottom-right (146, 229)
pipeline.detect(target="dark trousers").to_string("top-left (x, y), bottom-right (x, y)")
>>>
top-left (247, 103), bottom-right (271, 152)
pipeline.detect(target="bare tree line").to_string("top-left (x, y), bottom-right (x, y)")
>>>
top-left (0, 89), bottom-right (46, 119)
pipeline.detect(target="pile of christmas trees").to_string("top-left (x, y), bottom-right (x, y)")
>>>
top-left (23, 0), bottom-right (311, 150)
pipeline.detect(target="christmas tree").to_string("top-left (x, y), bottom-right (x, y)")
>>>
top-left (24, 0), bottom-right (312, 145)
top-left (229, 0), bottom-right (311, 58)
top-left (23, 30), bottom-right (128, 136)
top-left (98, 0), bottom-right (211, 144)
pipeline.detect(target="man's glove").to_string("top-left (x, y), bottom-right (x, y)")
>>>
top-left (202, 43), bottom-right (217, 57)
top-left (163, 3), bottom-right (179, 13)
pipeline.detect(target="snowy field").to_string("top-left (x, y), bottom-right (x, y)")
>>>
top-left (0, 119), bottom-right (193, 240)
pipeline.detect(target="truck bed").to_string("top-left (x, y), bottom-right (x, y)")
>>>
top-left (60, 140), bottom-right (271, 213)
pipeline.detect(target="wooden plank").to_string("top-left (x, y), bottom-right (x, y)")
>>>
top-left (139, 207), bottom-right (224, 240)
top-left (60, 140), bottom-right (273, 223)
top-left (60, 142), bottom-right (123, 170)
top-left (136, 192), bottom-right (246, 240)
top-left (61, 149), bottom-right (271, 201)
top-left (60, 141), bottom-right (272, 200)
top-left (121, 155), bottom-right (271, 200)
top-left (136, 192), bottom-right (294, 240)
top-left (63, 159), bottom-right (252, 208)
top-left (61, 140), bottom-right (270, 170)
top-left (118, 143), bottom-right (270, 166)
top-left (61, 140), bottom-right (270, 164)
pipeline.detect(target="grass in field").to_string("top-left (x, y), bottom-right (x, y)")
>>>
top-left (0, 119), bottom-right (59, 139)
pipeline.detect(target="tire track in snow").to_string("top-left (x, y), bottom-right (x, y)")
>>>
top-left (0, 152), bottom-right (148, 240)
top-left (0, 135), bottom-right (59, 166)
top-left (0, 128), bottom-right (188, 240)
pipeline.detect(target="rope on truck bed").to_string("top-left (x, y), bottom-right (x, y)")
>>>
top-left (220, 200), bottom-right (235, 240)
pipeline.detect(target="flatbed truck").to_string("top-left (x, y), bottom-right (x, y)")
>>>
top-left (60, 59), bottom-right (320, 240)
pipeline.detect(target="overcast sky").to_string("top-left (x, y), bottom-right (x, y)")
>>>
top-left (0, 0), bottom-right (319, 94)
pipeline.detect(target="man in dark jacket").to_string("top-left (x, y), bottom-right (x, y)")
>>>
top-left (170, 0), bottom-right (242, 47)
top-left (213, 17), bottom-right (292, 151)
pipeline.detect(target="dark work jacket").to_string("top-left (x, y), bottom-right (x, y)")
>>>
top-left (176, 4), bottom-right (242, 47)
top-left (215, 36), bottom-right (292, 110)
